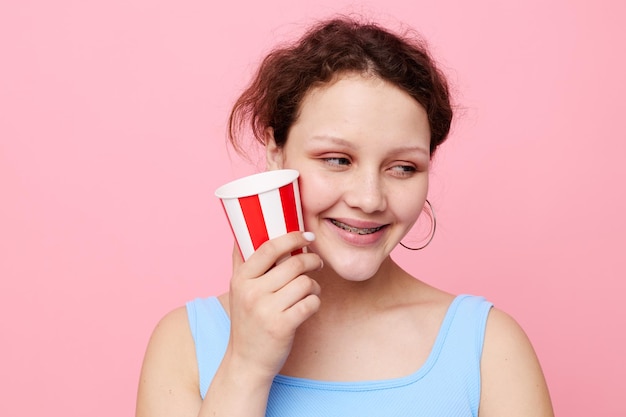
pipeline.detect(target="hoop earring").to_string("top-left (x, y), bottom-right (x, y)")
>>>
top-left (400, 199), bottom-right (436, 251)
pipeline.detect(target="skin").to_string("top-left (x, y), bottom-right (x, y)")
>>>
top-left (136, 73), bottom-right (554, 417)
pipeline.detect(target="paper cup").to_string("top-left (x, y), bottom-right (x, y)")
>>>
top-left (215, 169), bottom-right (304, 261)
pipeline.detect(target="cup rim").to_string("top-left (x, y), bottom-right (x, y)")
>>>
top-left (214, 169), bottom-right (300, 199)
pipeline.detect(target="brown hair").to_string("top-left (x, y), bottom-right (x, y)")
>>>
top-left (229, 16), bottom-right (453, 157)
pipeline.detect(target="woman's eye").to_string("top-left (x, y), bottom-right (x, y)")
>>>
top-left (390, 165), bottom-right (417, 175)
top-left (323, 157), bottom-right (351, 167)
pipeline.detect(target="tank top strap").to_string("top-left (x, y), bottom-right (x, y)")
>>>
top-left (443, 294), bottom-right (493, 360)
top-left (430, 294), bottom-right (493, 414)
top-left (186, 296), bottom-right (231, 398)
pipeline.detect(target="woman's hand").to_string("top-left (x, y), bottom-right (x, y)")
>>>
top-left (225, 231), bottom-right (323, 383)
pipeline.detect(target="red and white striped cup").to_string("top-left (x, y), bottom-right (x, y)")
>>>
top-left (215, 169), bottom-right (304, 261)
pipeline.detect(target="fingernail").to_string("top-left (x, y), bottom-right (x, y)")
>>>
top-left (303, 231), bottom-right (316, 242)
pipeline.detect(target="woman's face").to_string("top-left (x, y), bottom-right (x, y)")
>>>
top-left (267, 73), bottom-right (431, 281)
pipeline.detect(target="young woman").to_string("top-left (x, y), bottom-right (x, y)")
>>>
top-left (136, 17), bottom-right (554, 417)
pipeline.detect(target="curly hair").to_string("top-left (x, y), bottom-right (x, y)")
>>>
top-left (229, 16), bottom-right (453, 157)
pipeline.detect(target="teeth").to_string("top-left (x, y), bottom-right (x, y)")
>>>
top-left (331, 219), bottom-right (383, 235)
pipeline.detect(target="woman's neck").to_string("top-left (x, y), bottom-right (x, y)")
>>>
top-left (308, 256), bottom-right (421, 319)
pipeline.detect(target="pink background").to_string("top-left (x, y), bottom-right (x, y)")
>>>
top-left (1, 0), bottom-right (624, 415)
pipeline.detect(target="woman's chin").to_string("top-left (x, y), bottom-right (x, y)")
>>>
top-left (320, 255), bottom-right (391, 283)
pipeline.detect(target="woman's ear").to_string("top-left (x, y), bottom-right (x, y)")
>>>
top-left (265, 128), bottom-right (284, 170)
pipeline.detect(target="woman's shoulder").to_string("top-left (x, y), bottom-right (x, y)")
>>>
top-left (479, 307), bottom-right (554, 416)
top-left (408, 284), bottom-right (554, 416)
top-left (141, 306), bottom-right (198, 378)
top-left (156, 305), bottom-right (194, 338)
top-left (136, 305), bottom-right (201, 416)
top-left (482, 307), bottom-right (542, 363)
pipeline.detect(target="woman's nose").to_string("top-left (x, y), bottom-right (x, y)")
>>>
top-left (344, 169), bottom-right (387, 213)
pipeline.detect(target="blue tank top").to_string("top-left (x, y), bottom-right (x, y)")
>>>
top-left (186, 294), bottom-right (493, 417)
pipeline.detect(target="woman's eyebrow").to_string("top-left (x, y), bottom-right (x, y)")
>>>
top-left (309, 135), bottom-right (356, 149)
top-left (308, 135), bottom-right (429, 157)
top-left (392, 145), bottom-right (429, 157)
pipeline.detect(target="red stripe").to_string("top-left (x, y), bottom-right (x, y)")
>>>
top-left (279, 183), bottom-right (300, 233)
top-left (279, 183), bottom-right (303, 257)
top-left (238, 195), bottom-right (269, 250)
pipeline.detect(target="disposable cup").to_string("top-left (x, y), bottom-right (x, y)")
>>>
top-left (215, 169), bottom-right (304, 261)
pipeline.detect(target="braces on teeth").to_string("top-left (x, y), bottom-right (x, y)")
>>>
top-left (331, 219), bottom-right (383, 235)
